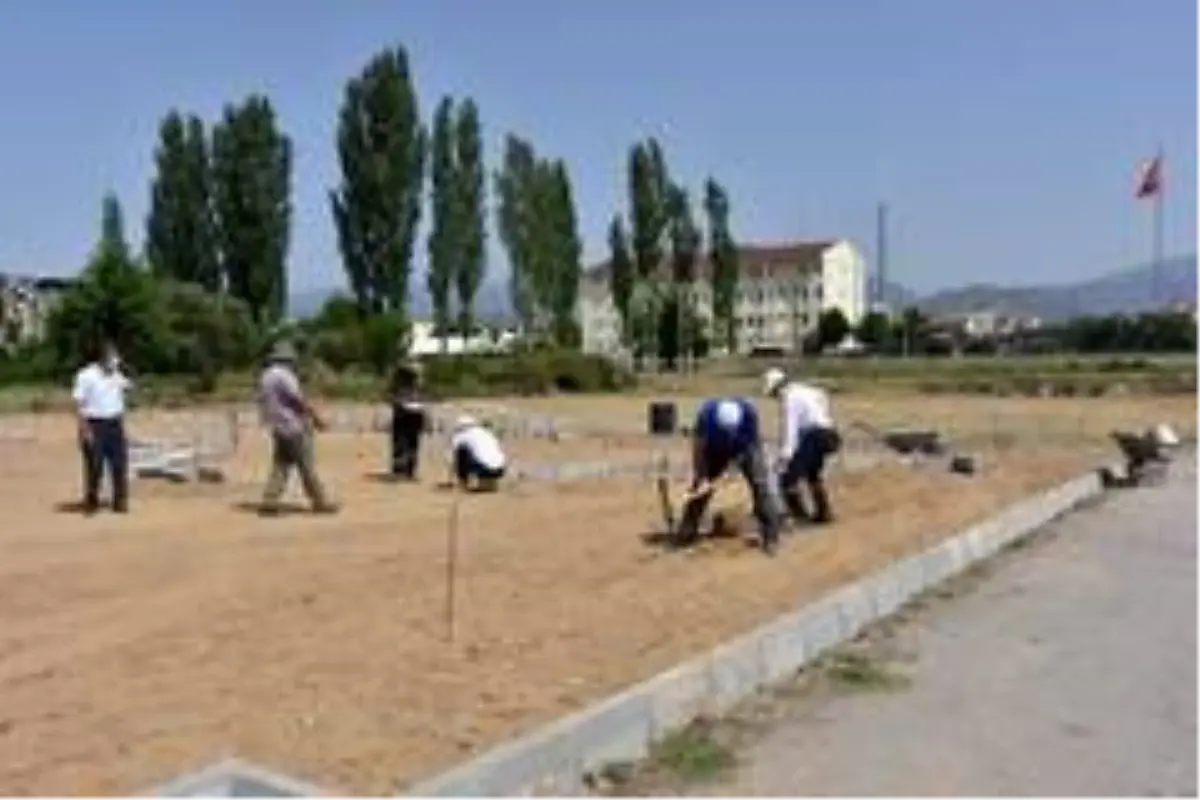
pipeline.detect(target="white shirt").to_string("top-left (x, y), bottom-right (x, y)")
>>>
top-left (72, 363), bottom-right (131, 419)
top-left (450, 425), bottom-right (506, 471)
top-left (777, 381), bottom-right (833, 460)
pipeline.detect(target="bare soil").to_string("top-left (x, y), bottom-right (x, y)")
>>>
top-left (0, 393), bottom-right (1191, 795)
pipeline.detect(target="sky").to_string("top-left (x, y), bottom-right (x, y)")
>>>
top-left (0, 0), bottom-right (1195, 296)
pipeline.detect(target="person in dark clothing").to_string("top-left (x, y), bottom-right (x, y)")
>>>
top-left (72, 341), bottom-right (132, 514)
top-left (676, 397), bottom-right (783, 555)
top-left (388, 358), bottom-right (427, 480)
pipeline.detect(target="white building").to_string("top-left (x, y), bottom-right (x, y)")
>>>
top-left (407, 319), bottom-right (522, 356)
top-left (576, 239), bottom-right (868, 355)
top-left (0, 275), bottom-right (73, 349)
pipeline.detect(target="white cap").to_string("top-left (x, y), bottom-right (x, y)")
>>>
top-left (762, 367), bottom-right (787, 396)
top-left (454, 414), bottom-right (478, 433)
top-left (1153, 423), bottom-right (1180, 447)
top-left (714, 400), bottom-right (744, 431)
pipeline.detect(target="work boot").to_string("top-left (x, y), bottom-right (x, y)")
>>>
top-left (760, 528), bottom-right (779, 556)
top-left (810, 482), bottom-right (834, 525)
top-left (782, 488), bottom-right (811, 525)
top-left (312, 501), bottom-right (341, 515)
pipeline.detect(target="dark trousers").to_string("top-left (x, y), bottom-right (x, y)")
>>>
top-left (779, 427), bottom-right (841, 524)
top-left (678, 442), bottom-right (781, 544)
top-left (453, 446), bottom-right (505, 489)
top-left (390, 404), bottom-right (426, 479)
top-left (80, 417), bottom-right (129, 511)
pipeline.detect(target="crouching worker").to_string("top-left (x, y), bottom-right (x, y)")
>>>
top-left (677, 397), bottom-right (782, 555)
top-left (449, 416), bottom-right (507, 492)
top-left (763, 367), bottom-right (841, 526)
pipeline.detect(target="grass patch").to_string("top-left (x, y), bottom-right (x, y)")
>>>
top-left (822, 649), bottom-right (912, 693)
top-left (644, 716), bottom-right (736, 783)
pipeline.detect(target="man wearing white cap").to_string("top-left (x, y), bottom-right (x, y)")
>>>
top-left (763, 367), bottom-right (841, 525)
top-left (449, 415), bottom-right (507, 491)
top-left (677, 396), bottom-right (782, 554)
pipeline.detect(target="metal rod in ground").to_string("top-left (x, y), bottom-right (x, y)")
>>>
top-left (445, 488), bottom-right (461, 642)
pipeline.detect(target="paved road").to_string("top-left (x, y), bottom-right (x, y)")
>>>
top-left (711, 457), bottom-right (1197, 796)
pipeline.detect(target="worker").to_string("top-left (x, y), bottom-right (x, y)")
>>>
top-left (763, 367), bottom-right (842, 526)
top-left (388, 356), bottom-right (427, 480)
top-left (258, 340), bottom-right (338, 516)
top-left (448, 415), bottom-right (507, 492)
top-left (677, 397), bottom-right (782, 554)
top-left (72, 339), bottom-right (132, 514)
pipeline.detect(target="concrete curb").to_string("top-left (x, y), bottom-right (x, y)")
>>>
top-left (404, 467), bottom-right (1106, 797)
top-left (148, 757), bottom-right (330, 797)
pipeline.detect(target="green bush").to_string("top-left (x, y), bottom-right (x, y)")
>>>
top-left (419, 350), bottom-right (635, 398)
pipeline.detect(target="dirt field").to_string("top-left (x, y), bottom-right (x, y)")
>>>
top-left (0, 393), bottom-right (1192, 795)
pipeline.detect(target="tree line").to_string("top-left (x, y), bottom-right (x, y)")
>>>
top-left (841, 306), bottom-right (1197, 356)
top-left (10, 41), bottom-right (746, 385)
top-left (604, 139), bottom-right (740, 366)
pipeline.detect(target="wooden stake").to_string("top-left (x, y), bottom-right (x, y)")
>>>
top-left (445, 485), bottom-right (461, 642)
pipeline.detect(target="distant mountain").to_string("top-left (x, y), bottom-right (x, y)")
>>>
top-left (912, 255), bottom-right (1197, 319)
top-left (289, 278), bottom-right (514, 324)
top-left (876, 280), bottom-right (919, 309)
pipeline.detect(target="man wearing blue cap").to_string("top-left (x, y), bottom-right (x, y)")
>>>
top-left (676, 396), bottom-right (782, 554)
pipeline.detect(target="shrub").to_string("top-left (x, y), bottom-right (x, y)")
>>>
top-left (419, 350), bottom-right (634, 398)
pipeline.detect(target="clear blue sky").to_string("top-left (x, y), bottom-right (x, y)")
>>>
top-left (0, 0), bottom-right (1194, 295)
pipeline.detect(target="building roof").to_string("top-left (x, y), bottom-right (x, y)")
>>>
top-left (0, 273), bottom-right (75, 291)
top-left (583, 239), bottom-right (838, 283)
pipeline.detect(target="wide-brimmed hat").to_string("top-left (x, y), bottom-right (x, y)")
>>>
top-left (268, 340), bottom-right (298, 363)
top-left (762, 367), bottom-right (787, 396)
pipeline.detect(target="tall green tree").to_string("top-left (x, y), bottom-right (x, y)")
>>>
top-left (100, 193), bottom-right (130, 263)
top-left (667, 183), bottom-right (700, 282)
top-left (607, 216), bottom-right (634, 344)
top-left (211, 94), bottom-right (292, 324)
top-left (330, 45), bottom-right (427, 317)
top-left (703, 178), bottom-right (738, 353)
top-left (666, 183), bottom-right (702, 364)
top-left (544, 159), bottom-right (582, 346)
top-left (628, 139), bottom-right (671, 281)
top-left (453, 98), bottom-right (487, 342)
top-left (427, 95), bottom-right (458, 347)
top-left (145, 111), bottom-right (220, 291)
top-left (47, 194), bottom-right (166, 372)
top-left (495, 134), bottom-right (538, 333)
top-left (625, 138), bottom-right (673, 360)
top-left (495, 134), bottom-right (581, 343)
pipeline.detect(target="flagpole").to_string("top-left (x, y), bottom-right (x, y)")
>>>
top-left (1152, 145), bottom-right (1165, 309)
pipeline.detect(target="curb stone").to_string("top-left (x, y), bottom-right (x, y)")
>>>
top-left (403, 467), bottom-right (1107, 797)
top-left (148, 758), bottom-right (329, 797)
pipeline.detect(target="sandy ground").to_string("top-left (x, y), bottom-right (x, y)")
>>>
top-left (0, 393), bottom-right (1192, 795)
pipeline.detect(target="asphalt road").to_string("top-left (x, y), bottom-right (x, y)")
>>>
top-left (708, 456), bottom-right (1197, 796)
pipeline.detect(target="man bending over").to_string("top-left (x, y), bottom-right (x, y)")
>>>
top-left (763, 367), bottom-right (841, 525)
top-left (677, 397), bottom-right (782, 555)
top-left (449, 415), bottom-right (507, 492)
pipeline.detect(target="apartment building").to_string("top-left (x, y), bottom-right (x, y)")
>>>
top-left (0, 274), bottom-right (73, 349)
top-left (577, 239), bottom-right (868, 355)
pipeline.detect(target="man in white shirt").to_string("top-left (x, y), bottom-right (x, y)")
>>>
top-left (763, 367), bottom-right (842, 525)
top-left (448, 415), bottom-right (507, 492)
top-left (258, 340), bottom-right (338, 516)
top-left (72, 340), bottom-right (133, 514)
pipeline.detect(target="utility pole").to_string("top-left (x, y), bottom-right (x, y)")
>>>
top-left (876, 201), bottom-right (888, 314)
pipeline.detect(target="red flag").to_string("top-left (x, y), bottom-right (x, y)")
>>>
top-left (1136, 155), bottom-right (1163, 199)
